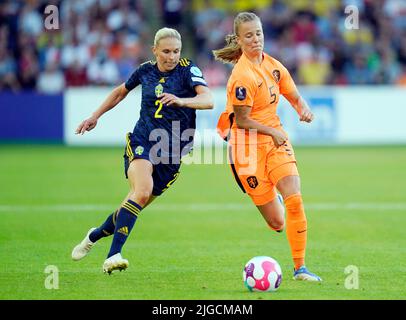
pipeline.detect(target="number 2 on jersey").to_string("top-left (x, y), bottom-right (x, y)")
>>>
top-left (155, 100), bottom-right (163, 118)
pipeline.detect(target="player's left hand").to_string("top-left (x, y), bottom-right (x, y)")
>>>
top-left (158, 93), bottom-right (184, 107)
top-left (299, 106), bottom-right (314, 123)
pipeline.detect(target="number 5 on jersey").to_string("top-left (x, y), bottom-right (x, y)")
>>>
top-left (155, 100), bottom-right (163, 118)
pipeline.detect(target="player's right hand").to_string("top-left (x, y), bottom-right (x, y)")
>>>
top-left (75, 117), bottom-right (98, 135)
top-left (270, 128), bottom-right (288, 147)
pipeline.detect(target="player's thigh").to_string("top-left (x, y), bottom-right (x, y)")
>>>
top-left (267, 141), bottom-right (300, 199)
top-left (274, 168), bottom-right (301, 199)
top-left (229, 143), bottom-right (274, 204)
top-left (126, 158), bottom-right (154, 202)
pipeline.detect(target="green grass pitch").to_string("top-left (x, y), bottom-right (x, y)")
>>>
top-left (0, 145), bottom-right (405, 300)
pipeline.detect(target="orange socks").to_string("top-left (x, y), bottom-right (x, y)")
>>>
top-left (284, 193), bottom-right (307, 270)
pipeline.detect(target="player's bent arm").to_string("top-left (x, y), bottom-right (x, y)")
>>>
top-left (233, 105), bottom-right (287, 147)
top-left (159, 85), bottom-right (214, 110)
top-left (283, 90), bottom-right (314, 123)
top-left (76, 84), bottom-right (130, 135)
top-left (92, 83), bottom-right (130, 119)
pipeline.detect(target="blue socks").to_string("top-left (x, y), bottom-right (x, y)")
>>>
top-left (107, 200), bottom-right (143, 258)
top-left (89, 211), bottom-right (118, 243)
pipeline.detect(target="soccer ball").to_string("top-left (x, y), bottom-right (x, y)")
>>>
top-left (243, 256), bottom-right (282, 292)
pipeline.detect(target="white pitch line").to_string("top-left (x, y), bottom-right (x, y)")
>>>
top-left (0, 202), bottom-right (406, 212)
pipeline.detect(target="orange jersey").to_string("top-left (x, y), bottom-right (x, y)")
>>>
top-left (224, 52), bottom-right (297, 145)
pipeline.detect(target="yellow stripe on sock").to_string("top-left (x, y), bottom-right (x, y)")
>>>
top-left (123, 203), bottom-right (138, 215)
top-left (125, 201), bottom-right (141, 213)
top-left (123, 203), bottom-right (139, 216)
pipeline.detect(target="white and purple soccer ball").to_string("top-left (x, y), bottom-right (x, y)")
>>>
top-left (243, 256), bottom-right (282, 292)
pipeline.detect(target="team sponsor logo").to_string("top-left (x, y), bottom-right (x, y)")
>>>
top-left (135, 146), bottom-right (144, 155)
top-left (246, 176), bottom-right (258, 189)
top-left (190, 66), bottom-right (203, 77)
top-left (118, 226), bottom-right (129, 236)
top-left (236, 86), bottom-right (247, 101)
top-left (155, 84), bottom-right (163, 97)
top-left (272, 69), bottom-right (281, 82)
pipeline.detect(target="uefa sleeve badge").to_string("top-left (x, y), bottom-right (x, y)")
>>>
top-left (236, 86), bottom-right (247, 101)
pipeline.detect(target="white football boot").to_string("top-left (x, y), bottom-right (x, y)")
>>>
top-left (71, 227), bottom-right (97, 261)
top-left (103, 253), bottom-right (129, 274)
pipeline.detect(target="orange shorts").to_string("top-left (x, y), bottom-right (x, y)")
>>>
top-left (228, 140), bottom-right (299, 206)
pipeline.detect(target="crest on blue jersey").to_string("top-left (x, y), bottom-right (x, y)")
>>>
top-left (135, 146), bottom-right (144, 155)
top-left (236, 86), bottom-right (246, 101)
top-left (155, 84), bottom-right (163, 97)
top-left (190, 66), bottom-right (203, 77)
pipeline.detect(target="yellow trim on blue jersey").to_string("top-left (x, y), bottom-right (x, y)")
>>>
top-left (179, 58), bottom-right (190, 67)
top-left (126, 133), bottom-right (134, 162)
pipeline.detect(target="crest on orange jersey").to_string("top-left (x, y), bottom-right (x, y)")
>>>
top-left (247, 176), bottom-right (258, 189)
top-left (272, 69), bottom-right (280, 83)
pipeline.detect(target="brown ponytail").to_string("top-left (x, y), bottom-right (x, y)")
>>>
top-left (212, 34), bottom-right (242, 64)
top-left (212, 12), bottom-right (261, 65)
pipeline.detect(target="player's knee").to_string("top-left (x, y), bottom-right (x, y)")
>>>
top-left (267, 216), bottom-right (285, 231)
top-left (129, 189), bottom-right (152, 207)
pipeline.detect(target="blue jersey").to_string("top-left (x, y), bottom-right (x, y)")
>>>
top-left (124, 58), bottom-right (208, 160)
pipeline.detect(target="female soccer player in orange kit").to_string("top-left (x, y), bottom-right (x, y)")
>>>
top-left (213, 12), bottom-right (321, 281)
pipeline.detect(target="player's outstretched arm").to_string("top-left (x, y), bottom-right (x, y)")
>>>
top-left (158, 85), bottom-right (213, 110)
top-left (283, 90), bottom-right (314, 123)
top-left (75, 84), bottom-right (130, 135)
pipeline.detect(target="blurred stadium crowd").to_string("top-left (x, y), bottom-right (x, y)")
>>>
top-left (1, 0), bottom-right (406, 94)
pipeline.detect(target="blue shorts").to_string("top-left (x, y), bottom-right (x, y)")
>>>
top-left (123, 132), bottom-right (181, 196)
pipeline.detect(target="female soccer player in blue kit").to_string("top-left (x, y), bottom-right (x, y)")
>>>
top-left (72, 28), bottom-right (213, 274)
